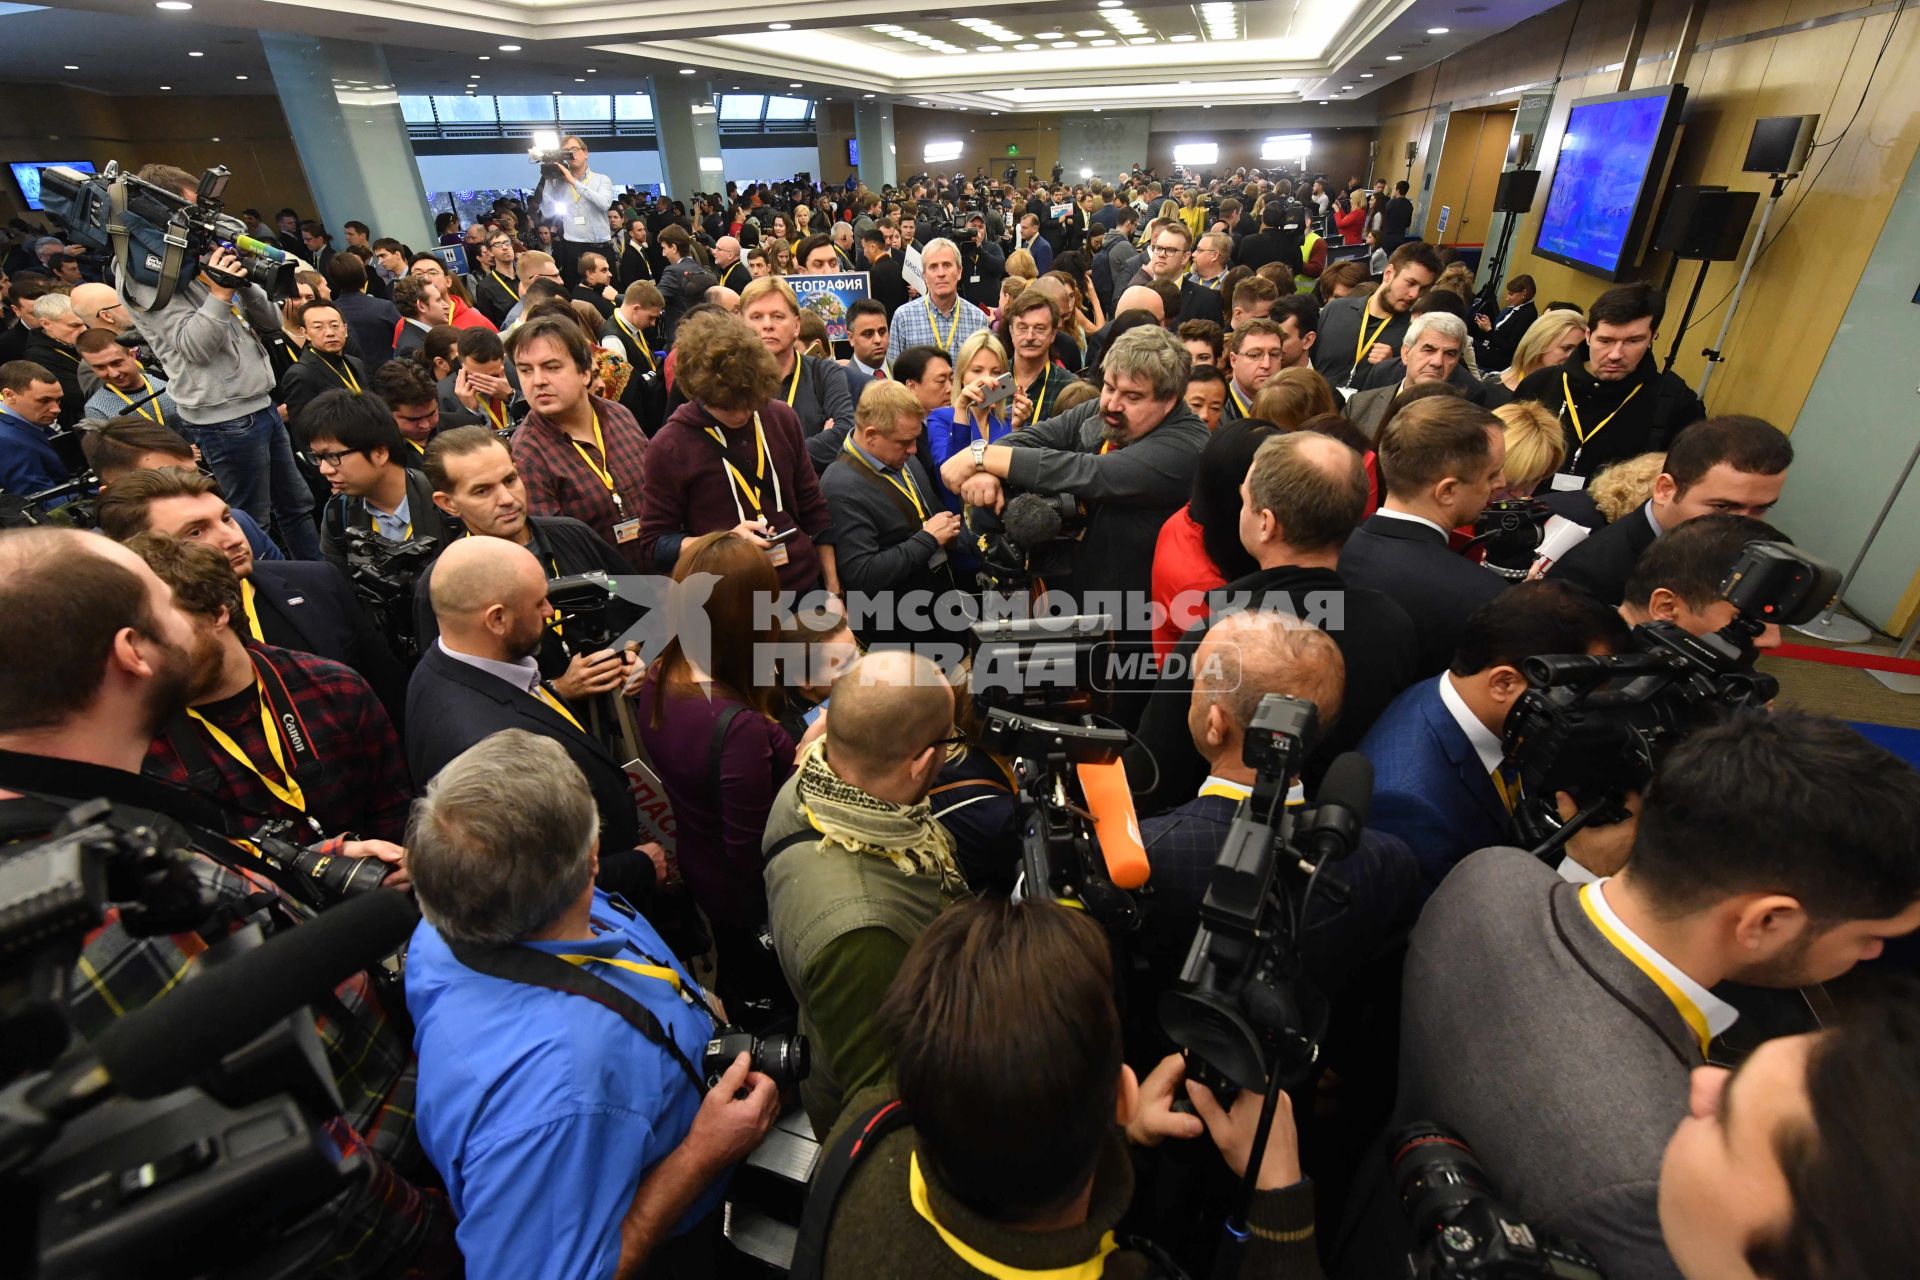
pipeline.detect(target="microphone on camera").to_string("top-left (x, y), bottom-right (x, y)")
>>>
top-left (232, 233), bottom-right (292, 263)
top-left (1077, 759), bottom-right (1150, 890)
top-left (28, 888), bottom-right (418, 1120)
top-left (1306, 752), bottom-right (1373, 865)
top-left (1001, 492), bottom-right (1064, 555)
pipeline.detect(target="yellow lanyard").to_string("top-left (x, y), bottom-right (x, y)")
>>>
top-left (239, 578), bottom-right (265, 642)
top-left (1227, 381), bottom-right (1250, 416)
top-left (310, 351), bottom-right (361, 394)
top-left (185, 668), bottom-right (306, 813)
top-left (1491, 768), bottom-right (1518, 813)
top-left (843, 435), bottom-right (928, 518)
top-left (614, 312), bottom-right (657, 372)
top-left (568, 410), bottom-right (624, 511)
top-left (533, 682), bottom-right (584, 731)
top-left (1561, 372), bottom-right (1642, 447)
top-left (490, 269), bottom-right (520, 301)
top-left (557, 952), bottom-right (684, 994)
top-left (1578, 883), bottom-right (1713, 1059)
top-left (1353, 307), bottom-right (1392, 369)
top-left (925, 297), bottom-right (960, 352)
top-left (107, 375), bottom-right (164, 424)
top-left (908, 1153), bottom-right (1117, 1280)
top-left (1198, 781), bottom-right (1252, 802)
top-left (446, 300), bottom-right (457, 325)
top-left (482, 396), bottom-right (509, 431)
top-left (1028, 372), bottom-right (1051, 425)
top-left (783, 356), bottom-right (804, 408)
top-left (705, 414), bottom-right (772, 517)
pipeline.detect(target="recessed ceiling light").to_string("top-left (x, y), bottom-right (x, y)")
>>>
top-left (1075, 29), bottom-right (1103, 37)
top-left (1035, 32), bottom-right (1062, 39)
top-left (1427, 26), bottom-right (1450, 34)
top-left (586, 68), bottom-right (596, 72)
top-left (188, 50), bottom-right (203, 56)
top-left (1170, 34), bottom-right (1197, 42)
top-left (155, 1), bottom-right (192, 9)
top-left (574, 77), bottom-right (585, 82)
top-left (1051, 41), bottom-right (1077, 48)
top-left (1128, 36), bottom-right (1155, 44)
top-left (768, 21), bottom-right (790, 29)
top-left (1090, 38), bottom-right (1116, 45)
top-left (789, 81), bottom-right (802, 87)
top-left (63, 64), bottom-right (77, 70)
top-left (1385, 54), bottom-right (1403, 60)
top-left (1320, 100), bottom-right (1331, 105)
top-left (234, 74), bottom-right (247, 80)
top-left (1361, 72), bottom-right (1374, 78)
top-left (477, 55), bottom-right (489, 60)
top-left (863, 93), bottom-right (874, 98)
top-left (160, 84), bottom-right (171, 89)
top-left (1014, 42), bottom-right (1039, 50)
top-left (977, 44), bottom-right (1002, 51)
top-left (498, 44), bottom-right (520, 51)
top-left (679, 67), bottom-right (696, 74)
top-left (1203, 104), bottom-right (1212, 109)
top-left (469, 74), bottom-right (480, 79)
top-left (1099, 0), bottom-right (1123, 6)
top-left (1341, 85), bottom-right (1352, 89)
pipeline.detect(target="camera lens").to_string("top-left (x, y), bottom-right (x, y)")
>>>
top-left (290, 847), bottom-right (394, 898)
top-left (753, 1032), bottom-right (811, 1087)
top-left (1390, 1123), bottom-right (1495, 1241)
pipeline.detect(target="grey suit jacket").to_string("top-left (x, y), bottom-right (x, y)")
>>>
top-left (1397, 848), bottom-right (1698, 1280)
top-left (1344, 382), bottom-right (1398, 443)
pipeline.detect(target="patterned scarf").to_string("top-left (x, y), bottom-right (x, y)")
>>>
top-left (794, 738), bottom-right (964, 888)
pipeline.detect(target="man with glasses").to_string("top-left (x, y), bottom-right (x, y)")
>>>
top-left (301, 390), bottom-right (456, 574)
top-left (502, 251), bottom-right (565, 329)
top-left (1003, 291), bottom-right (1077, 428)
top-left (534, 134), bottom-right (616, 289)
top-left (1124, 221), bottom-right (1225, 327)
top-left (1219, 319), bottom-right (1286, 423)
top-left (473, 232), bottom-right (522, 327)
top-left (408, 253), bottom-right (495, 333)
top-left (68, 281), bottom-right (138, 342)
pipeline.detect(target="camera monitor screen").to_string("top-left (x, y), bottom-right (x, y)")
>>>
top-left (10, 160), bottom-right (95, 212)
top-left (1532, 86), bottom-right (1687, 280)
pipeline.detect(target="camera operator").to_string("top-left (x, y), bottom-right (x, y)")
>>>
top-left (807, 895), bottom-right (1319, 1279)
top-left (115, 163), bottom-right (320, 560)
top-left (0, 358), bottom-right (74, 500)
top-left (0, 526), bottom-right (453, 1278)
top-left (1393, 709), bottom-right (1920, 1280)
top-left (1549, 414), bottom-right (1793, 605)
top-left (1618, 513), bottom-right (1788, 650)
top-left (131, 532), bottom-right (412, 844)
top-left (96, 466), bottom-right (408, 723)
top-left (406, 729), bottom-right (776, 1280)
top-left (1658, 989), bottom-right (1920, 1280)
top-left (301, 390), bottom-right (456, 573)
top-left (533, 135), bottom-right (617, 288)
top-left (956, 211), bottom-right (1006, 312)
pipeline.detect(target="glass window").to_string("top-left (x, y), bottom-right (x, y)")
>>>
top-left (763, 95), bottom-right (810, 121)
top-left (719, 94), bottom-right (764, 122)
top-left (495, 95), bottom-right (556, 122)
top-left (558, 95), bottom-right (609, 120)
top-left (399, 95), bottom-right (437, 123)
top-left (432, 95), bottom-right (494, 124)
top-left (614, 93), bottom-right (654, 121)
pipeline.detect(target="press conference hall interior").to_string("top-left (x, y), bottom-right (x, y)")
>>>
top-left (2, 0), bottom-right (1919, 1277)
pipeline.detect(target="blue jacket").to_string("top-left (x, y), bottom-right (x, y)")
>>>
top-left (0, 409), bottom-right (72, 498)
top-left (1358, 676), bottom-right (1513, 892)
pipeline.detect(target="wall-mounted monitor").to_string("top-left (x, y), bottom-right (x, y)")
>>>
top-left (1532, 85), bottom-right (1687, 280)
top-left (10, 160), bottom-right (94, 211)
top-left (848, 138), bottom-right (860, 168)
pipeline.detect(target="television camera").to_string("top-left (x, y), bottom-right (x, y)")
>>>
top-left (38, 161), bottom-right (297, 311)
top-left (341, 528), bottom-right (440, 660)
top-left (1503, 540), bottom-right (1839, 858)
top-left (967, 490), bottom-right (1083, 592)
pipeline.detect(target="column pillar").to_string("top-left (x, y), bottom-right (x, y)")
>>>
top-left (650, 75), bottom-right (725, 202)
top-left (855, 98), bottom-right (897, 190)
top-left (259, 34), bottom-right (434, 249)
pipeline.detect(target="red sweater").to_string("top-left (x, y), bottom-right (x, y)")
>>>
top-left (1151, 504), bottom-right (1226, 659)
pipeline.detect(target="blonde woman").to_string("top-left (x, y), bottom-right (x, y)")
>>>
top-left (924, 331), bottom-right (1013, 503)
top-left (791, 203), bottom-right (814, 246)
top-left (1005, 248), bottom-right (1039, 279)
top-left (1491, 399), bottom-right (1568, 500)
top-left (1178, 191), bottom-right (1208, 240)
top-left (1491, 308), bottom-right (1587, 394)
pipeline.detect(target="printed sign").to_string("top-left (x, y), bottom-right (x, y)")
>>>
top-left (1437, 204), bottom-right (1452, 234)
top-left (789, 271), bottom-right (871, 341)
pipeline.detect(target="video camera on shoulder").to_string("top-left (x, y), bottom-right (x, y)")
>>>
top-left (39, 161), bottom-right (297, 310)
top-left (1503, 540), bottom-right (1838, 858)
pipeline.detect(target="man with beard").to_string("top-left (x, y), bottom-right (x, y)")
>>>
top-left (1313, 240), bottom-right (1442, 390)
top-left (133, 533), bottom-right (412, 843)
top-left (0, 527), bottom-right (453, 1280)
top-left (403, 535), bottom-right (658, 902)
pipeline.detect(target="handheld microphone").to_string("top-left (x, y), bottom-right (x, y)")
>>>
top-left (1077, 759), bottom-right (1150, 890)
top-left (28, 888), bottom-right (418, 1119)
top-left (1306, 752), bottom-right (1373, 865)
top-left (233, 233), bottom-right (291, 262)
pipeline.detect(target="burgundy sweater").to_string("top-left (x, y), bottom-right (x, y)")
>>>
top-left (637, 398), bottom-right (835, 592)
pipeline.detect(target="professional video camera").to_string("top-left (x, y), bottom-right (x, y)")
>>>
top-left (545, 571), bottom-right (656, 654)
top-left (38, 161), bottom-right (297, 311)
top-left (1467, 497), bottom-right (1553, 579)
top-left (1393, 1124), bottom-right (1606, 1278)
top-left (1504, 540), bottom-right (1838, 856)
top-left (967, 490), bottom-right (1083, 592)
top-left (342, 527), bottom-right (440, 660)
top-left (0, 798), bottom-right (417, 1278)
top-left (526, 129), bottom-right (571, 169)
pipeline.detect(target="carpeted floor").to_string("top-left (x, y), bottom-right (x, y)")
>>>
top-left (1758, 624), bottom-right (1920, 733)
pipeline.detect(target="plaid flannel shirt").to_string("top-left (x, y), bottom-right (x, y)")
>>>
top-left (885, 293), bottom-right (991, 366)
top-left (509, 394), bottom-right (651, 571)
top-left (144, 643), bottom-right (413, 844)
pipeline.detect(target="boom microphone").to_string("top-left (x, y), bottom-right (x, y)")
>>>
top-left (1002, 491), bottom-right (1064, 553)
top-left (32, 888), bottom-right (417, 1115)
top-left (1305, 752), bottom-right (1372, 865)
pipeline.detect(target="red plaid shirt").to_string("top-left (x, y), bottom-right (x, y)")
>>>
top-left (145, 643), bottom-right (413, 843)
top-left (510, 394), bottom-right (651, 571)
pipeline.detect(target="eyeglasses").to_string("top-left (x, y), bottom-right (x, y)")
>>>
top-left (927, 731), bottom-right (969, 751)
top-left (1011, 322), bottom-right (1053, 338)
top-left (1149, 243), bottom-right (1186, 256)
top-left (309, 447), bottom-right (365, 469)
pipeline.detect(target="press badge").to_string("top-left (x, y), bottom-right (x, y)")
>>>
top-left (613, 518), bottom-right (641, 544)
top-left (767, 542), bottom-right (791, 567)
top-left (1549, 473), bottom-right (1585, 492)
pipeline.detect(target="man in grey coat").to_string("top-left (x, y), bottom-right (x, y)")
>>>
top-left (1393, 709), bottom-right (1920, 1280)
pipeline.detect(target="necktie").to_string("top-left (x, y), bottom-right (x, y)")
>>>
top-left (874, 368), bottom-right (887, 380)
top-left (1492, 763), bottom-right (1521, 814)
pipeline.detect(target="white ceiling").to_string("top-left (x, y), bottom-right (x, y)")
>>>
top-left (0, 0), bottom-right (1562, 112)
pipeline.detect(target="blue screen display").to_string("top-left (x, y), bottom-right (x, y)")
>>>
top-left (10, 160), bottom-right (94, 212)
top-left (1534, 93), bottom-right (1674, 277)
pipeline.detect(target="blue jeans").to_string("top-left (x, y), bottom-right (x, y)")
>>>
top-left (184, 407), bottom-right (320, 560)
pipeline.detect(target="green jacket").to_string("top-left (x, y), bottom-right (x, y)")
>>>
top-left (762, 773), bottom-right (970, 1136)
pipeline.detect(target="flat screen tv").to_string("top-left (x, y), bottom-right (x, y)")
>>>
top-left (10, 160), bottom-right (94, 212)
top-left (1532, 85), bottom-right (1687, 280)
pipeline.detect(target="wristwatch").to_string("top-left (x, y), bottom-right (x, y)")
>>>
top-left (971, 439), bottom-right (988, 472)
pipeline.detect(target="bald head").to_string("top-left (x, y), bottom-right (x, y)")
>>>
top-left (69, 283), bottom-right (126, 333)
top-left (825, 650), bottom-right (953, 784)
top-left (706, 286), bottom-right (741, 314)
top-left (1116, 285), bottom-right (1165, 323)
top-left (431, 536), bottom-right (543, 623)
top-left (1189, 611), bottom-right (1344, 769)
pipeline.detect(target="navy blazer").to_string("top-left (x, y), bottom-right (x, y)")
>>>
top-left (1358, 676), bottom-right (1513, 891)
top-left (405, 641), bottom-right (640, 859)
top-left (842, 360), bottom-right (881, 411)
top-left (1337, 513), bottom-right (1507, 675)
top-left (1548, 500), bottom-right (1659, 606)
top-left (250, 559), bottom-right (407, 725)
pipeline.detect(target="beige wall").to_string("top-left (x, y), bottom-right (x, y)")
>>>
top-left (0, 84), bottom-right (317, 227)
top-left (1372, 0), bottom-right (1920, 431)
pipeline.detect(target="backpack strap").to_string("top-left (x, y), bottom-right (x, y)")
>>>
top-left (764, 828), bottom-right (816, 868)
top-left (787, 1099), bottom-right (911, 1280)
top-left (707, 702), bottom-right (744, 804)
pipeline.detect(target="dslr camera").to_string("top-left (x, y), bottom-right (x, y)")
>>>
top-left (702, 1027), bottom-right (810, 1090)
top-left (1394, 1124), bottom-right (1605, 1278)
top-left (39, 161), bottom-right (297, 310)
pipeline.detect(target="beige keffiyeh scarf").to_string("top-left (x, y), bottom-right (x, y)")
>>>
top-left (794, 738), bottom-right (965, 889)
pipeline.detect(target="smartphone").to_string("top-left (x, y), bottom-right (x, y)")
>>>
top-left (767, 526), bottom-right (799, 543)
top-left (976, 371), bottom-right (1017, 409)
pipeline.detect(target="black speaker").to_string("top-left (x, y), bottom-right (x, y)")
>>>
top-left (1653, 186), bottom-right (1760, 260)
top-left (1493, 170), bottom-right (1540, 213)
top-left (1744, 115), bottom-right (1819, 176)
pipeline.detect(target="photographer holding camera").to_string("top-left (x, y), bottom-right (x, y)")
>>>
top-left (114, 164), bottom-right (320, 560)
top-left (1392, 709), bottom-right (1920, 1280)
top-left (535, 136), bottom-right (617, 289)
top-left (0, 527), bottom-right (450, 1277)
top-left (406, 729), bottom-right (778, 1280)
top-left (803, 896), bottom-right (1318, 1280)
